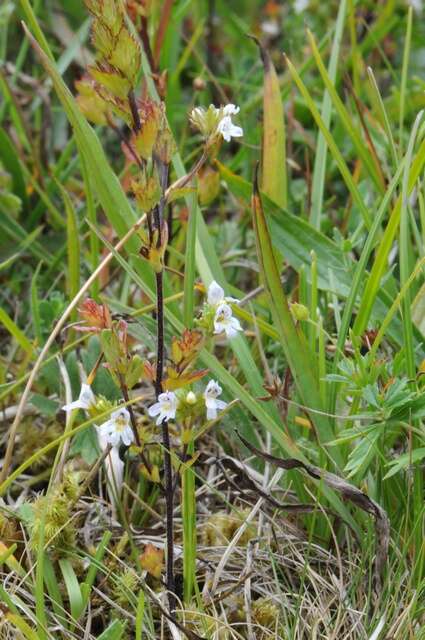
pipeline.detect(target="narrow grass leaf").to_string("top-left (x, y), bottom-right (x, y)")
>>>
top-left (308, 29), bottom-right (385, 195)
top-left (310, 0), bottom-right (348, 228)
top-left (285, 54), bottom-right (372, 229)
top-left (60, 183), bottom-right (81, 320)
top-left (0, 306), bottom-right (34, 356)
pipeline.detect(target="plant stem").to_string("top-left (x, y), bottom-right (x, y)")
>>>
top-left (128, 89), bottom-right (141, 132)
top-left (154, 162), bottom-right (177, 612)
top-left (119, 377), bottom-right (153, 476)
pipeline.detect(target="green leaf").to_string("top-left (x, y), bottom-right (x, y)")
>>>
top-left (251, 167), bottom-right (338, 457)
top-left (0, 127), bottom-right (28, 208)
top-left (69, 426), bottom-right (99, 465)
top-left (58, 558), bottom-right (84, 622)
top-left (254, 38), bottom-right (287, 209)
top-left (309, 0), bottom-right (348, 228)
top-left (59, 183), bottom-right (81, 318)
top-left (97, 620), bottom-right (127, 640)
top-left (30, 393), bottom-right (59, 417)
top-left (0, 306), bottom-right (34, 356)
top-left (384, 448), bottom-right (425, 479)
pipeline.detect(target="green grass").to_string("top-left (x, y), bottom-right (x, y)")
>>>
top-left (1, 0), bottom-right (425, 638)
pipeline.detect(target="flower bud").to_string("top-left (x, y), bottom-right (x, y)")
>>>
top-left (290, 302), bottom-right (309, 322)
top-left (186, 391), bottom-right (197, 405)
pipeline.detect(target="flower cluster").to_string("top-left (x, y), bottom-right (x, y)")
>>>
top-left (147, 379), bottom-right (228, 425)
top-left (189, 104), bottom-right (243, 144)
top-left (199, 280), bottom-right (243, 339)
top-left (62, 384), bottom-right (134, 448)
top-left (63, 375), bottom-right (229, 441)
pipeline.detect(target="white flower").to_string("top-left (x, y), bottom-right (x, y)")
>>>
top-left (261, 19), bottom-right (280, 36)
top-left (217, 115), bottom-right (243, 142)
top-left (214, 302), bottom-right (243, 339)
top-left (148, 391), bottom-right (178, 425)
top-left (62, 383), bottom-right (95, 413)
top-left (207, 280), bottom-right (238, 306)
top-left (98, 407), bottom-right (134, 447)
top-left (204, 380), bottom-right (227, 420)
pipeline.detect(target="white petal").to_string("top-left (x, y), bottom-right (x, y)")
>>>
top-left (206, 406), bottom-right (217, 420)
top-left (156, 411), bottom-right (167, 426)
top-left (148, 402), bottom-right (161, 417)
top-left (213, 320), bottom-right (224, 335)
top-left (108, 430), bottom-right (121, 447)
top-left (62, 399), bottom-right (83, 412)
top-left (217, 116), bottom-right (243, 142)
top-left (223, 104), bottom-right (240, 116)
top-left (106, 448), bottom-right (124, 488)
top-left (98, 418), bottom-right (114, 434)
top-left (96, 425), bottom-right (110, 451)
top-left (228, 124), bottom-right (243, 138)
top-left (121, 426), bottom-right (134, 446)
top-left (205, 379), bottom-right (222, 399)
top-left (230, 316), bottom-right (242, 332)
top-left (205, 397), bottom-right (217, 410)
top-left (208, 280), bottom-right (225, 305)
top-left (216, 399), bottom-right (227, 411)
top-left (111, 407), bottom-right (130, 423)
top-left (79, 384), bottom-right (95, 405)
top-left (225, 323), bottom-right (239, 338)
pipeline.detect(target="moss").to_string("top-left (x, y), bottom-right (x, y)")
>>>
top-left (30, 472), bottom-right (81, 553)
top-left (201, 509), bottom-right (256, 546)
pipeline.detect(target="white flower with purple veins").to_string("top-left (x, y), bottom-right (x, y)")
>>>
top-left (214, 302), bottom-right (243, 339)
top-left (148, 391), bottom-right (178, 425)
top-left (98, 408), bottom-right (134, 447)
top-left (62, 383), bottom-right (95, 413)
top-left (204, 380), bottom-right (227, 420)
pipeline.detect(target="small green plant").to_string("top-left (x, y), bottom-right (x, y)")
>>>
top-left (1, 0), bottom-right (425, 638)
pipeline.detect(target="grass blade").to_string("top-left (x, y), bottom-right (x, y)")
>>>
top-left (310, 0), bottom-right (348, 228)
top-left (285, 53), bottom-right (372, 230)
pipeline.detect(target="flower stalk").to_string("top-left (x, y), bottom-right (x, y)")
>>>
top-left (153, 159), bottom-right (177, 611)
